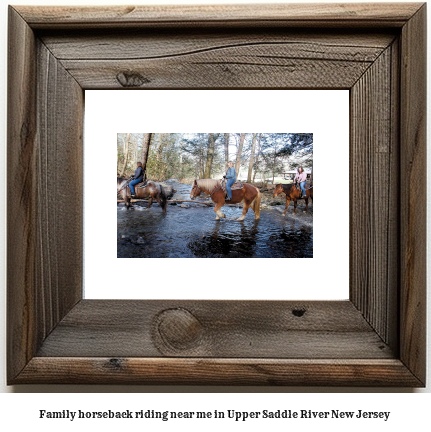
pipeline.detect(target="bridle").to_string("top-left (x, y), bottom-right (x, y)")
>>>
top-left (273, 185), bottom-right (283, 197)
top-left (190, 183), bottom-right (203, 199)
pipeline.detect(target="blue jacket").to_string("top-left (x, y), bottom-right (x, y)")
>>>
top-left (226, 167), bottom-right (236, 181)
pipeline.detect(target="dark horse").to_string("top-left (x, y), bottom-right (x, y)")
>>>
top-left (273, 182), bottom-right (313, 216)
top-left (117, 177), bottom-right (167, 212)
top-left (190, 179), bottom-right (261, 221)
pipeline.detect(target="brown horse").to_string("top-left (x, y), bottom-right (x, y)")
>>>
top-left (273, 182), bottom-right (313, 216)
top-left (117, 177), bottom-right (167, 212)
top-left (190, 179), bottom-right (261, 221)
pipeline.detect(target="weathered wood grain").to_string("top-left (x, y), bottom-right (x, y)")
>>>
top-left (41, 31), bottom-right (395, 60)
top-left (36, 300), bottom-right (394, 359)
top-left (42, 31), bottom-right (395, 89)
top-left (15, 358), bottom-right (423, 386)
top-left (7, 6), bottom-right (83, 383)
top-left (350, 46), bottom-right (397, 345)
top-left (35, 40), bottom-right (84, 334)
top-left (399, 3), bottom-right (427, 385)
top-left (7, 6), bottom-right (38, 382)
top-left (16, 3), bottom-right (423, 29)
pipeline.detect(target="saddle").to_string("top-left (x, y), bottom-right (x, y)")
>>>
top-left (295, 182), bottom-right (312, 191)
top-left (221, 178), bottom-right (244, 195)
top-left (137, 180), bottom-right (149, 188)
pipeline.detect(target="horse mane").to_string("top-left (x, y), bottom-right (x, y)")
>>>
top-left (282, 183), bottom-right (294, 192)
top-left (196, 179), bottom-right (220, 193)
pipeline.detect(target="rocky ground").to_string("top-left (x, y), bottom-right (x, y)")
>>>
top-left (258, 183), bottom-right (313, 226)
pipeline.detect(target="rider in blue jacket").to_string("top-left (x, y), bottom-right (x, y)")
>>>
top-left (223, 161), bottom-right (236, 201)
top-left (129, 162), bottom-right (144, 197)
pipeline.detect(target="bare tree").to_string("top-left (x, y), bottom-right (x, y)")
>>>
top-left (224, 133), bottom-right (230, 170)
top-left (203, 133), bottom-right (219, 178)
top-left (235, 133), bottom-right (246, 178)
top-left (247, 133), bottom-right (257, 183)
top-left (119, 133), bottom-right (130, 177)
top-left (252, 133), bottom-right (262, 183)
top-left (140, 133), bottom-right (152, 179)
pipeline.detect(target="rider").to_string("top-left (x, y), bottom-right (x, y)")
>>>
top-left (129, 161), bottom-right (145, 198)
top-left (223, 161), bottom-right (236, 201)
top-left (294, 166), bottom-right (307, 198)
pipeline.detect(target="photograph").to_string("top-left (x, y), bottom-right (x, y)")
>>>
top-left (117, 133), bottom-right (313, 258)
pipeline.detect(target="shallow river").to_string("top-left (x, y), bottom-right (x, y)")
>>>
top-left (117, 180), bottom-right (312, 258)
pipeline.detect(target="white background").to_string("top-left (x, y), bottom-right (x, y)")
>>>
top-left (85, 90), bottom-right (349, 300)
top-left (0, 0), bottom-right (429, 421)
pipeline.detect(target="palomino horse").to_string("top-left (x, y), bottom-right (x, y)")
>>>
top-left (273, 182), bottom-right (313, 216)
top-left (117, 177), bottom-right (167, 212)
top-left (190, 179), bottom-right (261, 221)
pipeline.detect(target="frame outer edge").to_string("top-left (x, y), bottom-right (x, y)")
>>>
top-left (12, 3), bottom-right (425, 29)
top-left (7, 6), bottom-right (39, 383)
top-left (13, 357), bottom-right (423, 387)
top-left (399, 3), bottom-right (427, 384)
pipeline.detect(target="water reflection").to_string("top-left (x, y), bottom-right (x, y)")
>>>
top-left (117, 181), bottom-right (313, 258)
top-left (188, 218), bottom-right (260, 257)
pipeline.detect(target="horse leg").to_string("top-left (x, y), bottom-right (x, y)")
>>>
top-left (304, 198), bottom-right (308, 213)
top-left (155, 196), bottom-right (165, 212)
top-left (147, 197), bottom-right (153, 208)
top-left (283, 198), bottom-right (291, 216)
top-left (123, 193), bottom-right (131, 211)
top-left (293, 199), bottom-right (297, 215)
top-left (237, 199), bottom-right (250, 221)
top-left (251, 188), bottom-right (261, 220)
top-left (214, 202), bottom-right (226, 220)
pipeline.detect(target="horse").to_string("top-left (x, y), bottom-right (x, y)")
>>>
top-left (273, 182), bottom-right (313, 216)
top-left (117, 177), bottom-right (167, 212)
top-left (190, 179), bottom-right (261, 221)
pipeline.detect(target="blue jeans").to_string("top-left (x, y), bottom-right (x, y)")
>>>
top-left (300, 181), bottom-right (306, 196)
top-left (129, 178), bottom-right (142, 195)
top-left (226, 178), bottom-right (235, 199)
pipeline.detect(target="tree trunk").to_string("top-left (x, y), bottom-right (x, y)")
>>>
top-left (247, 133), bottom-right (257, 183)
top-left (203, 133), bottom-right (216, 178)
top-left (140, 133), bottom-right (152, 180)
top-left (132, 135), bottom-right (138, 167)
top-left (235, 133), bottom-right (246, 178)
top-left (179, 136), bottom-right (183, 178)
top-left (253, 133), bottom-right (262, 183)
top-left (224, 133), bottom-right (230, 170)
top-left (199, 138), bottom-right (203, 178)
top-left (120, 133), bottom-right (130, 177)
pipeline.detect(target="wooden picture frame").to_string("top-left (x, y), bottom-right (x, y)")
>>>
top-left (7, 3), bottom-right (426, 386)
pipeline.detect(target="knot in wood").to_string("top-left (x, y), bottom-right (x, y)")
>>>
top-left (116, 71), bottom-right (150, 87)
top-left (155, 308), bottom-right (203, 351)
top-left (292, 308), bottom-right (306, 317)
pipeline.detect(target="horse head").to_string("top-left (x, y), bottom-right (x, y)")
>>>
top-left (117, 177), bottom-right (128, 192)
top-left (190, 180), bottom-right (201, 200)
top-left (273, 183), bottom-right (284, 198)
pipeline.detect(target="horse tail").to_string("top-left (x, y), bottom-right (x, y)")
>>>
top-left (159, 184), bottom-right (168, 212)
top-left (251, 186), bottom-right (261, 219)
